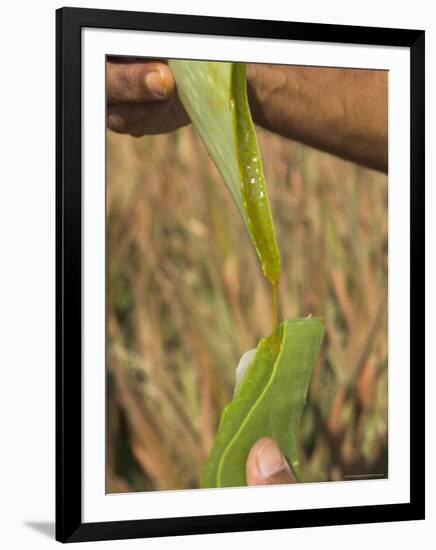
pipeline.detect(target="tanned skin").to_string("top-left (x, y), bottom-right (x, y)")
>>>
top-left (247, 64), bottom-right (387, 173)
top-left (107, 58), bottom-right (388, 173)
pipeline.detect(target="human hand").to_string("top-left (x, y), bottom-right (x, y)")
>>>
top-left (246, 437), bottom-right (297, 486)
top-left (106, 57), bottom-right (190, 136)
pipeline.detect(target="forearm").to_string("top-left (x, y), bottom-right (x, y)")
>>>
top-left (247, 64), bottom-right (388, 173)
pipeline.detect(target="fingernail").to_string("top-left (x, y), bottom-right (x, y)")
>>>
top-left (255, 439), bottom-right (288, 479)
top-left (145, 70), bottom-right (167, 99)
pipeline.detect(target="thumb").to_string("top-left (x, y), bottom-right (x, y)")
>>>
top-left (246, 437), bottom-right (297, 486)
top-left (107, 61), bottom-right (175, 104)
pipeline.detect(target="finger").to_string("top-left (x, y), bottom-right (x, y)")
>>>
top-left (246, 437), bottom-right (297, 486)
top-left (107, 61), bottom-right (175, 104)
top-left (107, 99), bottom-right (189, 136)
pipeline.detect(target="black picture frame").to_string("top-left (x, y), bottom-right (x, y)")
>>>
top-left (56, 6), bottom-right (425, 543)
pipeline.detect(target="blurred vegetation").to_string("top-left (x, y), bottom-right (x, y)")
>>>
top-left (106, 118), bottom-right (388, 492)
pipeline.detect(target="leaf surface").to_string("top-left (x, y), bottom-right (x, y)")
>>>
top-left (169, 60), bottom-right (281, 283)
top-left (201, 318), bottom-right (325, 488)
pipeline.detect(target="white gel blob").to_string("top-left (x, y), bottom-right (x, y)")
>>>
top-left (233, 348), bottom-right (257, 397)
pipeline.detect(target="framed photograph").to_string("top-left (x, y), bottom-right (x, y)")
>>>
top-left (56, 7), bottom-right (425, 543)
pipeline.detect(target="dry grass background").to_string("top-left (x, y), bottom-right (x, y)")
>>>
top-left (106, 117), bottom-right (388, 492)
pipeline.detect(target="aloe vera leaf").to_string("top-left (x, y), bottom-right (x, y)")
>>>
top-left (169, 60), bottom-right (281, 284)
top-left (201, 318), bottom-right (325, 488)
